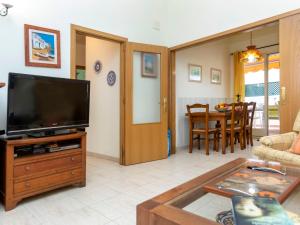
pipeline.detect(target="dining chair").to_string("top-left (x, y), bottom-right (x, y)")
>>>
top-left (226, 102), bottom-right (247, 153)
top-left (186, 104), bottom-right (219, 155)
top-left (245, 102), bottom-right (256, 146)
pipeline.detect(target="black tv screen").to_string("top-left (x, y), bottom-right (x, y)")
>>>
top-left (7, 73), bottom-right (90, 135)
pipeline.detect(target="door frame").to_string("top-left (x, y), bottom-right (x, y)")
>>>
top-left (169, 9), bottom-right (300, 153)
top-left (70, 24), bottom-right (128, 164)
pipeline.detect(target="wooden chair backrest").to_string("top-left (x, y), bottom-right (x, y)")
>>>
top-left (228, 102), bottom-right (247, 129)
top-left (186, 104), bottom-right (209, 132)
top-left (247, 102), bottom-right (256, 127)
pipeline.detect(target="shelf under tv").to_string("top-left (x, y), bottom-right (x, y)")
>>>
top-left (0, 131), bottom-right (86, 211)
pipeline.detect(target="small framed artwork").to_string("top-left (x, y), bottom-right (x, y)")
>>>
top-left (24, 24), bottom-right (61, 68)
top-left (142, 53), bottom-right (158, 78)
top-left (188, 64), bottom-right (202, 82)
top-left (211, 68), bottom-right (222, 84)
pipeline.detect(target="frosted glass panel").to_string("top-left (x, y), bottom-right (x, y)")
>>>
top-left (133, 52), bottom-right (161, 124)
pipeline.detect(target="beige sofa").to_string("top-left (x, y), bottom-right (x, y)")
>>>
top-left (253, 111), bottom-right (300, 167)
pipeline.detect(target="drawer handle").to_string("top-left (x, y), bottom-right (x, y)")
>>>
top-left (71, 171), bottom-right (75, 175)
top-left (25, 182), bottom-right (31, 188)
top-left (71, 157), bottom-right (75, 162)
top-left (25, 166), bottom-right (31, 171)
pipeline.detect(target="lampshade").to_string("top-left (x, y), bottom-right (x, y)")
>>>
top-left (240, 45), bottom-right (263, 63)
top-left (240, 32), bottom-right (263, 63)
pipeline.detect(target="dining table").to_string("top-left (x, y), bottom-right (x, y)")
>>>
top-left (185, 111), bottom-right (231, 154)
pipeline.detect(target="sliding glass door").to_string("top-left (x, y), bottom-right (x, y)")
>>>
top-left (244, 53), bottom-right (280, 137)
top-left (267, 54), bottom-right (280, 135)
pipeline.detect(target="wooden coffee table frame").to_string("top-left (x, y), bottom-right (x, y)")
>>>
top-left (137, 158), bottom-right (300, 225)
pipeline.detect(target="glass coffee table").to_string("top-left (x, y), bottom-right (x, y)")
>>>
top-left (137, 158), bottom-right (300, 225)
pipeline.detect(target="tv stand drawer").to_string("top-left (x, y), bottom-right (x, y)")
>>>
top-left (14, 153), bottom-right (82, 179)
top-left (14, 168), bottom-right (82, 195)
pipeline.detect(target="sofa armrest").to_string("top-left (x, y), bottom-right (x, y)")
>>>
top-left (260, 132), bottom-right (297, 150)
top-left (253, 145), bottom-right (300, 167)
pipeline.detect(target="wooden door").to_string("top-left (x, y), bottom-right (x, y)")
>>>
top-left (279, 14), bottom-right (300, 133)
top-left (123, 43), bottom-right (168, 165)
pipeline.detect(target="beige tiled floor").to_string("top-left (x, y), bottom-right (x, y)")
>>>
top-left (0, 145), bottom-right (256, 225)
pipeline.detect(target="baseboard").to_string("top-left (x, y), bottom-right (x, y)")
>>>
top-left (87, 151), bottom-right (119, 163)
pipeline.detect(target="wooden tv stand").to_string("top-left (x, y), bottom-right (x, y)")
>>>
top-left (0, 132), bottom-right (86, 211)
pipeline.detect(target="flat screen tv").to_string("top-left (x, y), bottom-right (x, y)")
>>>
top-left (7, 73), bottom-right (90, 136)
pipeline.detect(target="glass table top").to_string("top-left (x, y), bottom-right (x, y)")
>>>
top-left (182, 188), bottom-right (300, 222)
top-left (170, 159), bottom-right (300, 223)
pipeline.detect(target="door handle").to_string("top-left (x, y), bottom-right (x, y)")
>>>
top-left (163, 97), bottom-right (167, 113)
top-left (281, 86), bottom-right (286, 104)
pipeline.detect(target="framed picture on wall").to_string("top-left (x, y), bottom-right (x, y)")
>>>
top-left (188, 64), bottom-right (202, 82)
top-left (142, 53), bottom-right (157, 77)
top-left (24, 24), bottom-right (61, 68)
top-left (210, 68), bottom-right (222, 84)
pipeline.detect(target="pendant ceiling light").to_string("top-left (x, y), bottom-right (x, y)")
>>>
top-left (240, 32), bottom-right (263, 64)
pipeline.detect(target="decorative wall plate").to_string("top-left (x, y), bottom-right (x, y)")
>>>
top-left (94, 60), bottom-right (102, 74)
top-left (107, 71), bottom-right (116, 86)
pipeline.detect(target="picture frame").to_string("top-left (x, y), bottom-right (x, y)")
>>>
top-left (142, 53), bottom-right (158, 77)
top-left (210, 68), bottom-right (222, 84)
top-left (188, 64), bottom-right (202, 82)
top-left (24, 24), bottom-right (61, 68)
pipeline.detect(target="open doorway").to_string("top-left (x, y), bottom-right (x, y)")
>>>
top-left (170, 22), bottom-right (279, 151)
top-left (70, 25), bottom-right (127, 164)
top-left (72, 25), bottom-right (170, 165)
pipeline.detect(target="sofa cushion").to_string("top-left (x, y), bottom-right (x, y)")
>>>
top-left (260, 132), bottom-right (297, 150)
top-left (289, 134), bottom-right (300, 155)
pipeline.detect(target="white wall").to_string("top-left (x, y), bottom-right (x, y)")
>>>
top-left (86, 37), bottom-right (120, 159)
top-left (0, 0), bottom-right (165, 129)
top-left (176, 39), bottom-right (231, 99)
top-left (163, 0), bottom-right (300, 46)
